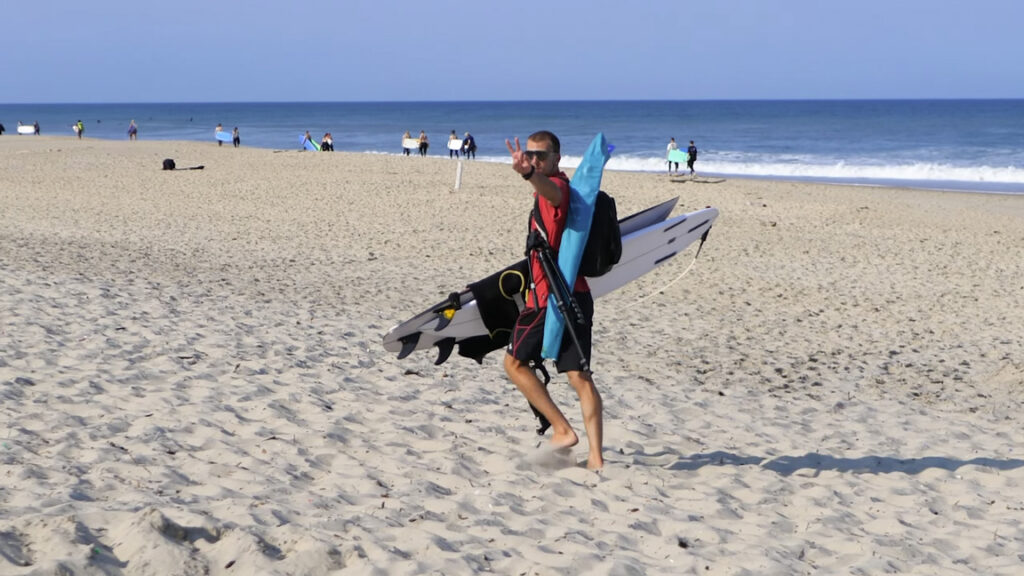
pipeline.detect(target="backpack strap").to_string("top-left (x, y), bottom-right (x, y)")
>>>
top-left (525, 198), bottom-right (544, 309)
top-left (528, 173), bottom-right (570, 242)
top-left (531, 194), bottom-right (547, 240)
top-left (524, 174), bottom-right (570, 310)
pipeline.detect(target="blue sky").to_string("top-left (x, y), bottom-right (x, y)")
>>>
top-left (2, 0), bottom-right (1021, 103)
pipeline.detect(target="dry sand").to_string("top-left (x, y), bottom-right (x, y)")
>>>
top-left (2, 136), bottom-right (1023, 574)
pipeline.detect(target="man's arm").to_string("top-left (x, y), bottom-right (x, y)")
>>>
top-left (527, 170), bottom-right (563, 207)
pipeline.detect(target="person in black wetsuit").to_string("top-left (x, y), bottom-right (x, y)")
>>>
top-left (462, 132), bottom-right (477, 159)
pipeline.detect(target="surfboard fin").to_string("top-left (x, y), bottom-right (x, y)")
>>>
top-left (397, 333), bottom-right (421, 360)
top-left (434, 308), bottom-right (457, 331)
top-left (695, 226), bottom-right (712, 259)
top-left (434, 338), bottom-right (456, 365)
top-left (432, 291), bottom-right (463, 331)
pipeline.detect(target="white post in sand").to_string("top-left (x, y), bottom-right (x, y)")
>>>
top-left (454, 160), bottom-right (464, 190)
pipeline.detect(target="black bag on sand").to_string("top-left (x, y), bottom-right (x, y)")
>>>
top-left (162, 158), bottom-right (176, 170)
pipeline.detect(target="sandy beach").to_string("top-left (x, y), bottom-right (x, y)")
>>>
top-left (2, 135), bottom-right (1023, 575)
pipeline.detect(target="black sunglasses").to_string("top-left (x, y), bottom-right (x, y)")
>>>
top-left (524, 149), bottom-right (553, 161)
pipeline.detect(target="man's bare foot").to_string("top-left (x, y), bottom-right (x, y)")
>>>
top-left (550, 429), bottom-right (579, 450)
top-left (586, 456), bottom-right (604, 471)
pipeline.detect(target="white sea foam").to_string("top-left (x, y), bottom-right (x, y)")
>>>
top-left (470, 153), bottom-right (1024, 190)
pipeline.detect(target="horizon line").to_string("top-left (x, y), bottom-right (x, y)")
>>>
top-left (3, 97), bottom-right (1023, 106)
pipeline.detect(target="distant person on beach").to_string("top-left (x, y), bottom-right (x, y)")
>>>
top-left (462, 132), bottom-right (476, 159)
top-left (232, 127), bottom-right (240, 148)
top-left (687, 140), bottom-right (698, 176)
top-left (128, 119), bottom-right (138, 141)
top-left (215, 123), bottom-right (224, 146)
top-left (402, 131), bottom-right (412, 156)
top-left (666, 137), bottom-right (679, 175)
top-left (321, 132), bottom-right (334, 151)
top-left (75, 121), bottom-right (82, 138)
top-left (302, 131), bottom-right (314, 150)
top-left (418, 130), bottom-right (429, 156)
top-left (503, 129), bottom-right (604, 471)
top-left (448, 130), bottom-right (460, 159)
top-left (0, 123), bottom-right (5, 135)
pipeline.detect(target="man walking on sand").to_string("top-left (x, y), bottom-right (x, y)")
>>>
top-left (503, 130), bottom-right (604, 470)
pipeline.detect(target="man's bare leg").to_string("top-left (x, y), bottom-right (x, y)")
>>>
top-left (567, 370), bottom-right (604, 470)
top-left (504, 354), bottom-right (578, 449)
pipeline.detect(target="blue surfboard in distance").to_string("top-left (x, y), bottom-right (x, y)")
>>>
top-left (300, 134), bottom-right (320, 151)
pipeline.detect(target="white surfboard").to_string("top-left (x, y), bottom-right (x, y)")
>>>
top-left (17, 125), bottom-right (35, 135)
top-left (382, 198), bottom-right (680, 357)
top-left (402, 138), bottom-right (420, 149)
top-left (447, 139), bottom-right (463, 151)
top-left (382, 199), bottom-right (717, 362)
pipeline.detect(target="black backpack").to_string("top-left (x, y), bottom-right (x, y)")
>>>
top-left (162, 158), bottom-right (176, 170)
top-left (580, 190), bottom-right (622, 277)
top-left (532, 189), bottom-right (622, 278)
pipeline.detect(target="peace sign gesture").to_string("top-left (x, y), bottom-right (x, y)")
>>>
top-left (505, 137), bottom-right (533, 177)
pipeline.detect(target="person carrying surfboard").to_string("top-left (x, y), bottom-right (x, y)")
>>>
top-left (448, 130), bottom-right (460, 159)
top-left (503, 130), bottom-right (604, 471)
top-left (418, 130), bottom-right (429, 156)
top-left (402, 131), bottom-right (412, 156)
top-left (667, 137), bottom-right (679, 175)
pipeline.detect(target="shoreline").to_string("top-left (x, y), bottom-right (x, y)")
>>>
top-left (7, 133), bottom-right (1021, 196)
top-left (3, 136), bottom-right (1024, 574)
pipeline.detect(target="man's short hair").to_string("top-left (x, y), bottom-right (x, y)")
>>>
top-left (528, 130), bottom-right (560, 154)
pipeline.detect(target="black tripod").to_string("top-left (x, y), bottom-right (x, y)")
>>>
top-left (522, 227), bottom-right (590, 436)
top-left (526, 227), bottom-right (591, 374)
top-left (520, 215), bottom-right (593, 436)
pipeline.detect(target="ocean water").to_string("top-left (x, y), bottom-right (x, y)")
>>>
top-left (2, 100), bottom-right (1022, 194)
